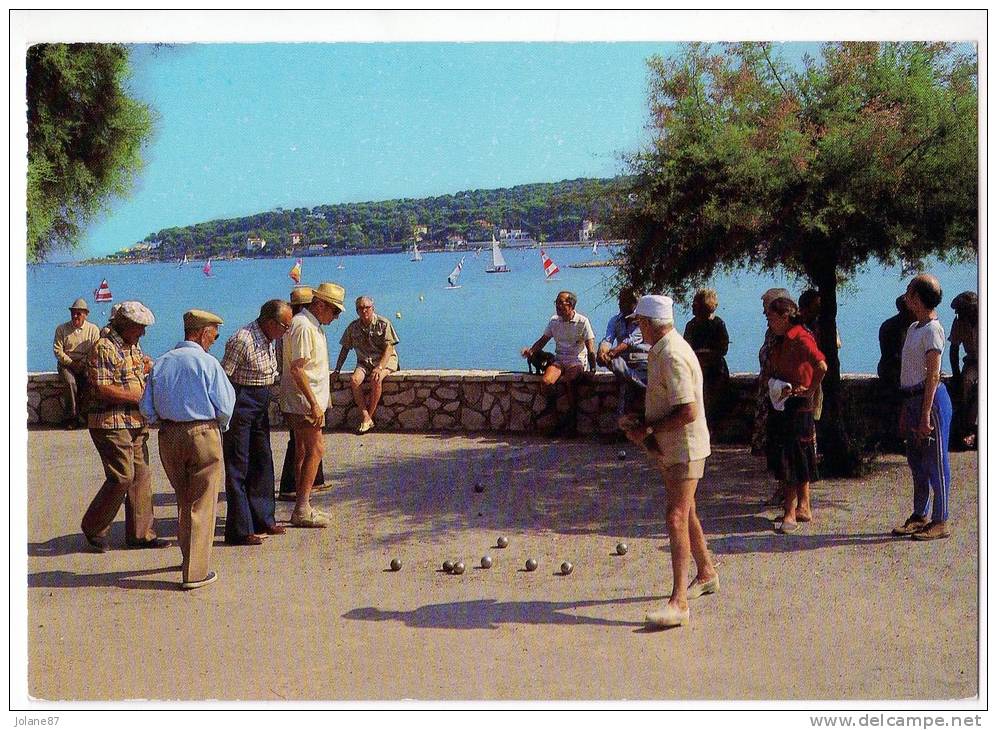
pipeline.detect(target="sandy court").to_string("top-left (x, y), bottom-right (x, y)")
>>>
top-left (25, 428), bottom-right (979, 701)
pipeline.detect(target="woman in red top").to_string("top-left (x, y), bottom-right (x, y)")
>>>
top-left (764, 297), bottom-right (828, 533)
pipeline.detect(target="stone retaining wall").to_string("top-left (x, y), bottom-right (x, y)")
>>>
top-left (26, 370), bottom-right (898, 444)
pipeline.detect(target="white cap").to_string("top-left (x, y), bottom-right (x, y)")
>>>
top-left (629, 294), bottom-right (673, 322)
top-left (114, 301), bottom-right (155, 326)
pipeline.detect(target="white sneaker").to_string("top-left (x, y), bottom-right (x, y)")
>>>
top-left (645, 604), bottom-right (689, 628)
top-left (180, 571), bottom-right (218, 590)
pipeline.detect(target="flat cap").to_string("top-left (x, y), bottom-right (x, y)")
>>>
top-left (114, 301), bottom-right (155, 326)
top-left (183, 309), bottom-right (224, 329)
top-left (69, 298), bottom-right (90, 312)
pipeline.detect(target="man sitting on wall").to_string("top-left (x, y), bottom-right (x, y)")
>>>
top-left (334, 295), bottom-right (399, 434)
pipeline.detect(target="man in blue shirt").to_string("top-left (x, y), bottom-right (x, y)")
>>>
top-left (140, 309), bottom-right (236, 590)
top-left (596, 288), bottom-right (649, 418)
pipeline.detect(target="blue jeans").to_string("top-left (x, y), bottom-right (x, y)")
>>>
top-left (223, 385), bottom-right (276, 540)
top-left (608, 356), bottom-right (647, 416)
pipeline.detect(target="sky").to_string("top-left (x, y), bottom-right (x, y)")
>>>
top-left (75, 42), bottom-right (674, 259)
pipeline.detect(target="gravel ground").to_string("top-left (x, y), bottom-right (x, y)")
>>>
top-left (23, 429), bottom-right (980, 701)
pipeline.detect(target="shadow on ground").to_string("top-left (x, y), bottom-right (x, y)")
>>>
top-left (343, 594), bottom-right (664, 630)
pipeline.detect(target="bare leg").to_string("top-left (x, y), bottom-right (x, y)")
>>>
top-left (664, 477), bottom-right (699, 611)
top-left (782, 482), bottom-right (800, 529)
top-left (293, 425), bottom-right (324, 514)
top-left (687, 494), bottom-right (717, 583)
top-left (367, 373), bottom-right (385, 420)
top-left (796, 482), bottom-right (812, 521)
top-left (350, 368), bottom-right (370, 425)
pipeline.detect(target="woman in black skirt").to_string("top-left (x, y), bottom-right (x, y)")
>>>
top-left (764, 297), bottom-right (828, 533)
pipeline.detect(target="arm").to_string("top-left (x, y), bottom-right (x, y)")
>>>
top-left (794, 360), bottom-right (827, 406)
top-left (53, 328), bottom-right (75, 368)
top-left (949, 328), bottom-right (962, 379)
top-left (290, 356), bottom-right (323, 425)
top-left (210, 364), bottom-right (237, 432)
top-left (138, 374), bottom-right (157, 424)
top-left (521, 334), bottom-right (551, 359)
top-left (624, 402), bottom-right (697, 445)
top-left (916, 350), bottom-right (942, 440)
top-left (585, 338), bottom-right (597, 371)
top-left (371, 343), bottom-right (396, 383)
top-left (334, 345), bottom-right (351, 374)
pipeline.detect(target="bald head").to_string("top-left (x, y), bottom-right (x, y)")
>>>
top-left (907, 273), bottom-right (943, 311)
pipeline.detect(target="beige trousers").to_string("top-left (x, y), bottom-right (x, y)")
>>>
top-left (157, 421), bottom-right (223, 584)
top-left (82, 427), bottom-right (156, 544)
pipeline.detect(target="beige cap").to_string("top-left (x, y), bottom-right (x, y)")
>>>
top-left (290, 286), bottom-right (314, 306)
top-left (114, 301), bottom-right (155, 326)
top-left (183, 309), bottom-right (224, 329)
top-left (311, 282), bottom-right (346, 312)
top-left (69, 298), bottom-right (89, 312)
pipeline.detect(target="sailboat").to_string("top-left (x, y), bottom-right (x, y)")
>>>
top-left (540, 249), bottom-right (560, 281)
top-left (203, 258), bottom-right (214, 278)
top-left (177, 253), bottom-right (188, 268)
top-left (411, 243), bottom-right (423, 262)
top-left (485, 236), bottom-right (510, 274)
top-left (337, 260), bottom-right (345, 270)
top-left (445, 257), bottom-right (465, 289)
top-left (94, 279), bottom-right (113, 303)
top-left (289, 258), bottom-right (302, 283)
top-left (591, 240), bottom-right (599, 256)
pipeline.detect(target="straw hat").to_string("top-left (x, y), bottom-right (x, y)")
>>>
top-left (69, 298), bottom-right (89, 312)
top-left (311, 282), bottom-right (345, 312)
top-left (183, 309), bottom-right (224, 329)
top-left (290, 286), bottom-right (314, 306)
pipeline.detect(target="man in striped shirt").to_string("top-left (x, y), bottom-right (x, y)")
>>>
top-left (220, 299), bottom-right (294, 545)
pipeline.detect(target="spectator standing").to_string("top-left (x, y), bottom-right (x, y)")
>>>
top-left (683, 288), bottom-right (730, 422)
top-left (948, 291), bottom-right (978, 449)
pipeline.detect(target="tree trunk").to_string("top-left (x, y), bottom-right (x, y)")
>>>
top-left (815, 270), bottom-right (869, 476)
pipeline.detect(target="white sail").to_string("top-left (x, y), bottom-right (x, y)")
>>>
top-left (486, 236), bottom-right (510, 273)
top-left (446, 257), bottom-right (465, 288)
top-left (411, 243), bottom-right (422, 262)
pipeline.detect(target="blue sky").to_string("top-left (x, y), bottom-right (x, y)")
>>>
top-left (73, 42), bottom-right (677, 259)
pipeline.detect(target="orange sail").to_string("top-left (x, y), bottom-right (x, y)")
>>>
top-left (289, 258), bottom-right (302, 283)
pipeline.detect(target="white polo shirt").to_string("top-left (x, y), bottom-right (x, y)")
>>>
top-left (279, 308), bottom-right (330, 414)
top-left (543, 312), bottom-right (594, 366)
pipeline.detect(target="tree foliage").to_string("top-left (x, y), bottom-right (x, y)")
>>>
top-left (127, 178), bottom-right (617, 260)
top-left (611, 42), bottom-right (977, 473)
top-left (27, 43), bottom-right (154, 262)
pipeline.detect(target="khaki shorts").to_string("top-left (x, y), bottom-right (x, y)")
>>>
top-left (283, 411), bottom-right (325, 429)
top-left (355, 362), bottom-right (398, 378)
top-left (652, 456), bottom-right (706, 482)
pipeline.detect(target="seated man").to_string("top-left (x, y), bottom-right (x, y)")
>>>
top-left (521, 290), bottom-right (596, 436)
top-left (334, 295), bottom-right (399, 434)
top-left (53, 297), bottom-right (100, 428)
top-left (597, 288), bottom-right (649, 417)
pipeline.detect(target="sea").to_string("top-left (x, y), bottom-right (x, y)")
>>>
top-left (26, 246), bottom-right (979, 375)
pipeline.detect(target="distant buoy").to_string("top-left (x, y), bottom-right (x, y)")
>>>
top-left (395, 311), bottom-right (402, 319)
top-left (419, 294), bottom-right (424, 302)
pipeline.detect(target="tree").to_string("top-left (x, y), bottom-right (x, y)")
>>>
top-left (611, 42), bottom-right (977, 474)
top-left (27, 43), bottom-right (154, 262)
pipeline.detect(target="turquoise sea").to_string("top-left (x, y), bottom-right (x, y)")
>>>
top-left (26, 247), bottom-right (978, 375)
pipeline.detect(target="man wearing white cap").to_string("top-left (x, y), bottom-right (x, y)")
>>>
top-left (140, 309), bottom-right (235, 590)
top-left (53, 297), bottom-right (100, 428)
top-left (280, 281), bottom-right (345, 528)
top-left (81, 301), bottom-right (167, 553)
top-left (621, 294), bottom-right (718, 628)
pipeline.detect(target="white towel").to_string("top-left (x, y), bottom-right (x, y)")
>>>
top-left (768, 378), bottom-right (792, 411)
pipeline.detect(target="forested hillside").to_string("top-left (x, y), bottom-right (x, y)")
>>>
top-left (118, 177), bottom-right (620, 260)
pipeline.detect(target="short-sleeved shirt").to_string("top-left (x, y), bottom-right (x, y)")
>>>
top-left (949, 317), bottom-right (978, 366)
top-left (279, 308), bottom-right (330, 415)
top-left (601, 312), bottom-right (649, 368)
top-left (645, 329), bottom-right (711, 466)
top-left (53, 320), bottom-right (100, 368)
top-left (339, 314), bottom-right (399, 370)
top-left (86, 328), bottom-right (148, 430)
top-left (222, 320), bottom-right (278, 386)
top-left (544, 312), bottom-right (595, 366)
top-left (900, 319), bottom-right (946, 389)
top-left (768, 325), bottom-right (826, 390)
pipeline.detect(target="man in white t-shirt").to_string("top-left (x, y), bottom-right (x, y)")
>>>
top-left (620, 294), bottom-right (718, 629)
top-left (521, 290), bottom-right (596, 436)
top-left (891, 273), bottom-right (954, 542)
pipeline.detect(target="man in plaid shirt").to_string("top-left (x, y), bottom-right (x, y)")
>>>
top-left (81, 301), bottom-right (168, 553)
top-left (221, 299), bottom-right (294, 545)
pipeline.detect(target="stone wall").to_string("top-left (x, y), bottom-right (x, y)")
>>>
top-left (26, 370), bottom-right (901, 445)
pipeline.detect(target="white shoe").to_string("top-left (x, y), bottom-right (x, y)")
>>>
top-left (358, 418), bottom-right (374, 434)
top-left (180, 571), bottom-right (218, 590)
top-left (645, 604), bottom-right (689, 628)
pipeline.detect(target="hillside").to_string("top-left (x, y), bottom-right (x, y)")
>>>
top-left (105, 177), bottom-right (623, 261)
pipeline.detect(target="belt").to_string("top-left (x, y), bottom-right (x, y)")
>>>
top-left (160, 419), bottom-right (217, 426)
